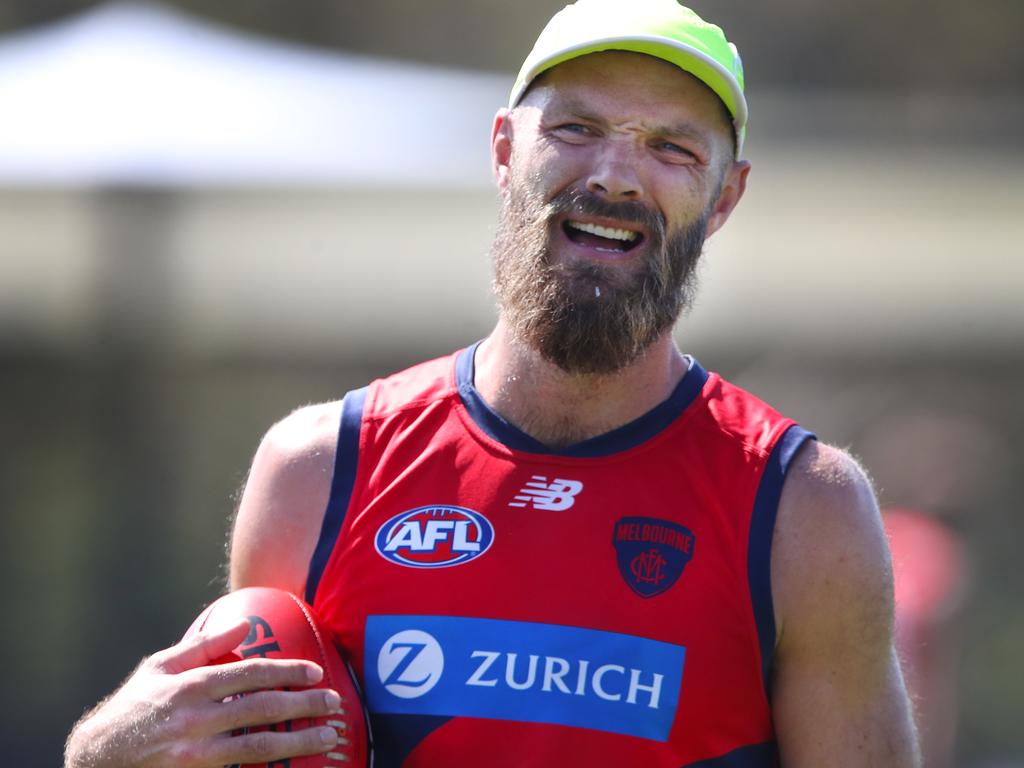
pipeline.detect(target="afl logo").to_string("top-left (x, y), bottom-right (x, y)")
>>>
top-left (375, 505), bottom-right (494, 568)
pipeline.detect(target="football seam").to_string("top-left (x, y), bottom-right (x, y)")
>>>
top-left (287, 592), bottom-right (353, 762)
top-left (286, 592), bottom-right (334, 687)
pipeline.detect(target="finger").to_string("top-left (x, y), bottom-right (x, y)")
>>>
top-left (209, 688), bottom-right (343, 733)
top-left (152, 618), bottom-right (252, 674)
top-left (197, 657), bottom-right (324, 700)
top-left (206, 723), bottom-right (341, 766)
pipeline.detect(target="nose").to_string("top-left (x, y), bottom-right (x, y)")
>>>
top-left (585, 146), bottom-right (643, 200)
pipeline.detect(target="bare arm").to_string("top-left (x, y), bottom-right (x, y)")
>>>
top-left (771, 442), bottom-right (920, 767)
top-left (65, 403), bottom-right (343, 768)
top-left (229, 401), bottom-right (342, 593)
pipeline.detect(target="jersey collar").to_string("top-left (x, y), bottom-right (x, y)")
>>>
top-left (455, 341), bottom-right (708, 458)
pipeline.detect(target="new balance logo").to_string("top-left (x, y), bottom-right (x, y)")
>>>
top-left (509, 476), bottom-right (583, 511)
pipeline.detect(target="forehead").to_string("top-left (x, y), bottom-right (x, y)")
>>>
top-left (521, 51), bottom-right (731, 137)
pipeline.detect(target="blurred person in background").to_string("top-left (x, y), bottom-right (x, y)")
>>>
top-left (65, 0), bottom-right (919, 765)
top-left (885, 507), bottom-right (967, 768)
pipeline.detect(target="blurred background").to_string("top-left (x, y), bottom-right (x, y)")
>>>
top-left (0, 1), bottom-right (1020, 765)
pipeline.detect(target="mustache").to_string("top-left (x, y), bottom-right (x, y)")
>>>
top-left (545, 188), bottom-right (666, 243)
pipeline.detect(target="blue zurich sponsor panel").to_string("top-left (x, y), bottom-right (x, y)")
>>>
top-left (364, 615), bottom-right (686, 742)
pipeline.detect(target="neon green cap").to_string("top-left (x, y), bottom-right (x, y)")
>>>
top-left (510, 0), bottom-right (747, 155)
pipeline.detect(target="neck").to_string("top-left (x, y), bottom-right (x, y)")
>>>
top-left (473, 319), bottom-right (689, 449)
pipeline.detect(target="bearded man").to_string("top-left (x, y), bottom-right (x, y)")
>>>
top-left (66, 1), bottom-right (920, 766)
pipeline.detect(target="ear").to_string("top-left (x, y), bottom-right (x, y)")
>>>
top-left (704, 159), bottom-right (750, 239)
top-left (491, 108), bottom-right (514, 192)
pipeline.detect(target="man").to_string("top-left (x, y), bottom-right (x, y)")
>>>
top-left (66, 1), bottom-right (920, 765)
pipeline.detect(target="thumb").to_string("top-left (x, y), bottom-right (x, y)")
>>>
top-left (153, 617), bottom-right (251, 674)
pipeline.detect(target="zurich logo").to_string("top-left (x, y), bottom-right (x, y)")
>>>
top-left (375, 505), bottom-right (494, 568)
top-left (364, 615), bottom-right (687, 742)
top-left (377, 629), bottom-right (445, 699)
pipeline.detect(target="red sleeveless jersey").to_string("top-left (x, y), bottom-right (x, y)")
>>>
top-left (306, 344), bottom-right (813, 768)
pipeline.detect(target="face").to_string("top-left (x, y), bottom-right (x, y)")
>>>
top-left (490, 51), bottom-right (749, 375)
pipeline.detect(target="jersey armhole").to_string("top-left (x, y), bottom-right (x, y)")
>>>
top-left (747, 424), bottom-right (816, 695)
top-left (304, 386), bottom-right (368, 605)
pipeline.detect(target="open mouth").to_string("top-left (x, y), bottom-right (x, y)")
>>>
top-left (563, 220), bottom-right (644, 254)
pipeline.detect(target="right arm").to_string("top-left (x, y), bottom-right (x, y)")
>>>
top-left (65, 620), bottom-right (339, 768)
top-left (65, 403), bottom-right (343, 768)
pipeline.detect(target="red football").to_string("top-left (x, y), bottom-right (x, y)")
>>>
top-left (184, 587), bottom-right (371, 767)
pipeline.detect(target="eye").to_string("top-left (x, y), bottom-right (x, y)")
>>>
top-left (650, 139), bottom-right (704, 166)
top-left (552, 123), bottom-right (593, 141)
top-left (655, 140), bottom-right (694, 157)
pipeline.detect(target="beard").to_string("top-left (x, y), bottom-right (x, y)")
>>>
top-left (491, 175), bottom-right (709, 375)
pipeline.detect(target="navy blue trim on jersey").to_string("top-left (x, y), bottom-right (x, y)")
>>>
top-left (305, 387), bottom-right (368, 605)
top-left (747, 424), bottom-right (816, 695)
top-left (369, 714), bottom-right (452, 768)
top-left (683, 741), bottom-right (778, 767)
top-left (455, 342), bottom-right (708, 458)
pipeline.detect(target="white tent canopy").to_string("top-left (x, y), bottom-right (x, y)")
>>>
top-left (1, 4), bottom-right (1019, 355)
top-left (0, 2), bottom-right (509, 186)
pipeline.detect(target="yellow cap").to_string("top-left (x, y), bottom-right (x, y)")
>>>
top-left (510, 0), bottom-right (747, 154)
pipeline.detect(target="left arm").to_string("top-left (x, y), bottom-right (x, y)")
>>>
top-left (770, 441), bottom-right (920, 766)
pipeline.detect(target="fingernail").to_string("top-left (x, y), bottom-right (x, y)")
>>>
top-left (306, 664), bottom-right (324, 683)
top-left (319, 726), bottom-right (338, 745)
top-left (324, 690), bottom-right (342, 712)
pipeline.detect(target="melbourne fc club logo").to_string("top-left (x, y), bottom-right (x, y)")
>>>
top-left (375, 505), bottom-right (494, 569)
top-left (612, 516), bottom-right (695, 598)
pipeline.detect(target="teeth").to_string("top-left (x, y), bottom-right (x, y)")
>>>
top-left (567, 221), bottom-right (639, 242)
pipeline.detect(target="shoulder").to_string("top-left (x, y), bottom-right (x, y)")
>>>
top-left (694, 369), bottom-right (796, 455)
top-left (772, 440), bottom-right (893, 650)
top-left (366, 350), bottom-right (462, 420)
top-left (248, 400), bottom-right (345, 502)
top-left (260, 400), bottom-right (343, 460)
top-left (229, 400), bottom-right (344, 595)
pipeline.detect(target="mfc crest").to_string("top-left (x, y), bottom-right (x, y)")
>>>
top-left (613, 517), bottom-right (695, 598)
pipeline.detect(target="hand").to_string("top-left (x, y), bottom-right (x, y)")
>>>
top-left (65, 618), bottom-right (343, 767)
